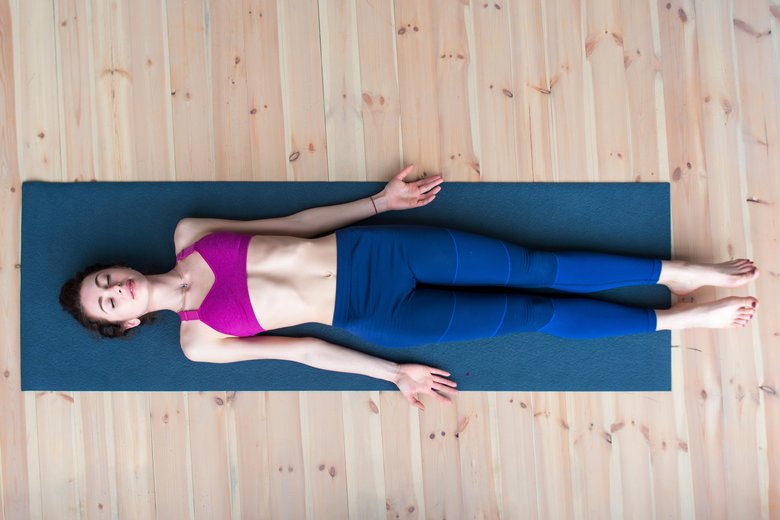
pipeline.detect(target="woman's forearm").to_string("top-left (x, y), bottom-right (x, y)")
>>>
top-left (303, 337), bottom-right (400, 383)
top-left (291, 191), bottom-right (388, 237)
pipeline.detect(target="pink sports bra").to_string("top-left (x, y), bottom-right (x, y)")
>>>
top-left (176, 232), bottom-right (265, 336)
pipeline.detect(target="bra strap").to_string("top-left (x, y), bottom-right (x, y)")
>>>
top-left (178, 310), bottom-right (200, 321)
top-left (176, 244), bottom-right (196, 262)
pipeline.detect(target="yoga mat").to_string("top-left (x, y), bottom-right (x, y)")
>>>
top-left (21, 181), bottom-right (671, 391)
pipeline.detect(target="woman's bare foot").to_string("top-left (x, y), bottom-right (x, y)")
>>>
top-left (659, 259), bottom-right (760, 296)
top-left (655, 296), bottom-right (759, 331)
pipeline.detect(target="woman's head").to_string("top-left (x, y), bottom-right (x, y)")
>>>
top-left (60, 263), bottom-right (156, 338)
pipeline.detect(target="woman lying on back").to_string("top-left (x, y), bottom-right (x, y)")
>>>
top-left (60, 165), bottom-right (760, 410)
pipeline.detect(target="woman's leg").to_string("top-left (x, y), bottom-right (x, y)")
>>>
top-left (345, 287), bottom-right (656, 348)
top-left (394, 226), bottom-right (661, 292)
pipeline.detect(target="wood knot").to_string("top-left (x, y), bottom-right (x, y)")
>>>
top-left (289, 151), bottom-right (300, 162)
top-left (678, 8), bottom-right (688, 23)
top-left (214, 397), bottom-right (224, 406)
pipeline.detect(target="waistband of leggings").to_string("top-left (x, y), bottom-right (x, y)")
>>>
top-left (332, 230), bottom-right (352, 328)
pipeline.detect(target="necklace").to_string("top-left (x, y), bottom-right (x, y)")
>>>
top-left (173, 266), bottom-right (190, 312)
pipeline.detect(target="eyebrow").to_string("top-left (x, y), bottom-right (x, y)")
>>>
top-left (95, 274), bottom-right (107, 314)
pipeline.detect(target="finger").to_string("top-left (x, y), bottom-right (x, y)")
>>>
top-left (430, 369), bottom-right (451, 377)
top-left (433, 376), bottom-right (457, 387)
top-left (395, 165), bottom-right (414, 180)
top-left (433, 383), bottom-right (459, 395)
top-left (418, 177), bottom-right (444, 191)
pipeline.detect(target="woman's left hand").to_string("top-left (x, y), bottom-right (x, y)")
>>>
top-left (378, 165), bottom-right (444, 211)
top-left (392, 363), bottom-right (458, 411)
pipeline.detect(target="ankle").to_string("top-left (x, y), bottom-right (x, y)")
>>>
top-left (655, 302), bottom-right (694, 331)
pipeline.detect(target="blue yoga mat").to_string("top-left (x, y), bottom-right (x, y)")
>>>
top-left (21, 181), bottom-right (671, 391)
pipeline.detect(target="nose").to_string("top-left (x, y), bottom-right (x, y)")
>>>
top-left (111, 281), bottom-right (125, 295)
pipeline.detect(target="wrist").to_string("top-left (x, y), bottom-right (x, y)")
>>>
top-left (382, 360), bottom-right (401, 383)
top-left (370, 192), bottom-right (390, 214)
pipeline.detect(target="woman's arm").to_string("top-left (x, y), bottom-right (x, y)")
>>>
top-left (289, 164), bottom-right (443, 237)
top-left (183, 334), bottom-right (458, 409)
top-left (176, 165), bottom-right (443, 241)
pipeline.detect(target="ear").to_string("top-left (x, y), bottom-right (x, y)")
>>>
top-left (124, 318), bottom-right (141, 330)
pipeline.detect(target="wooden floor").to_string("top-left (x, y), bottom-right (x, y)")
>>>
top-left (2, 0), bottom-right (779, 518)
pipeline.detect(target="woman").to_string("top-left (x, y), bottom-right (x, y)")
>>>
top-left (60, 165), bottom-right (760, 410)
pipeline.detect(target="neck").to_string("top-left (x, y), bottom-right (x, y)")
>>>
top-left (145, 269), bottom-right (190, 313)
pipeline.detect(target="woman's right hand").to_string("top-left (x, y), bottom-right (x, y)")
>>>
top-left (392, 363), bottom-right (459, 411)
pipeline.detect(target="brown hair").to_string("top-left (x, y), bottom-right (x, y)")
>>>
top-left (59, 263), bottom-right (156, 339)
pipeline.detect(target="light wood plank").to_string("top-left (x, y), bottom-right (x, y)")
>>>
top-left (394, 0), bottom-right (446, 179)
top-left (266, 393), bottom-right (306, 518)
top-left (299, 393), bottom-right (349, 519)
top-left (508, 0), bottom-right (554, 182)
top-left (696, 2), bottom-right (763, 518)
top-left (622, 0), bottom-right (663, 183)
top-left (657, 1), bottom-right (723, 517)
top-left (55, 0), bottom-right (97, 182)
top-left (532, 393), bottom-right (574, 519)
top-left (0, 0), bottom-right (30, 517)
top-left (495, 393), bottom-right (538, 519)
top-left (342, 391), bottom-right (387, 519)
top-left (16, 2), bottom-right (78, 519)
top-left (76, 393), bottom-right (114, 519)
top-left (470, 0), bottom-right (517, 181)
top-left (732, 1), bottom-right (780, 516)
top-left (209, 0), bottom-right (252, 181)
top-left (585, 0), bottom-right (630, 181)
top-left (277, 0), bottom-right (328, 180)
top-left (112, 393), bottom-right (155, 519)
top-left (545, 0), bottom-right (590, 181)
top-left (456, 393), bottom-right (500, 518)
top-left (417, 403), bottom-right (462, 519)
top-left (150, 392), bottom-right (193, 520)
top-left (167, 0), bottom-right (214, 181)
top-left (128, 0), bottom-right (173, 180)
top-left (243, 0), bottom-right (288, 180)
top-left (435, 0), bottom-right (480, 182)
top-left (319, 0), bottom-right (366, 181)
top-left (186, 391), bottom-right (232, 519)
top-left (90, 0), bottom-right (135, 180)
top-left (355, 0), bottom-right (403, 180)
top-left (378, 390), bottom-right (426, 520)
top-left (230, 392), bottom-right (271, 518)
top-left (568, 393), bottom-right (613, 519)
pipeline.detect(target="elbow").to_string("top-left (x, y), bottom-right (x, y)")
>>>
top-left (287, 215), bottom-right (318, 239)
top-left (182, 343), bottom-right (210, 363)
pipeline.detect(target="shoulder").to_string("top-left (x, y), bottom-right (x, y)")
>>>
top-left (173, 218), bottom-right (205, 256)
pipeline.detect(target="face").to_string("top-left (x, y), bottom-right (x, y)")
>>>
top-left (79, 267), bottom-right (149, 328)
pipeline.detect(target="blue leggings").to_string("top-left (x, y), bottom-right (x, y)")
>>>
top-left (332, 225), bottom-right (662, 348)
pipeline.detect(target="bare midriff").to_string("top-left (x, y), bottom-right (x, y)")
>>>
top-left (245, 233), bottom-right (339, 330)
